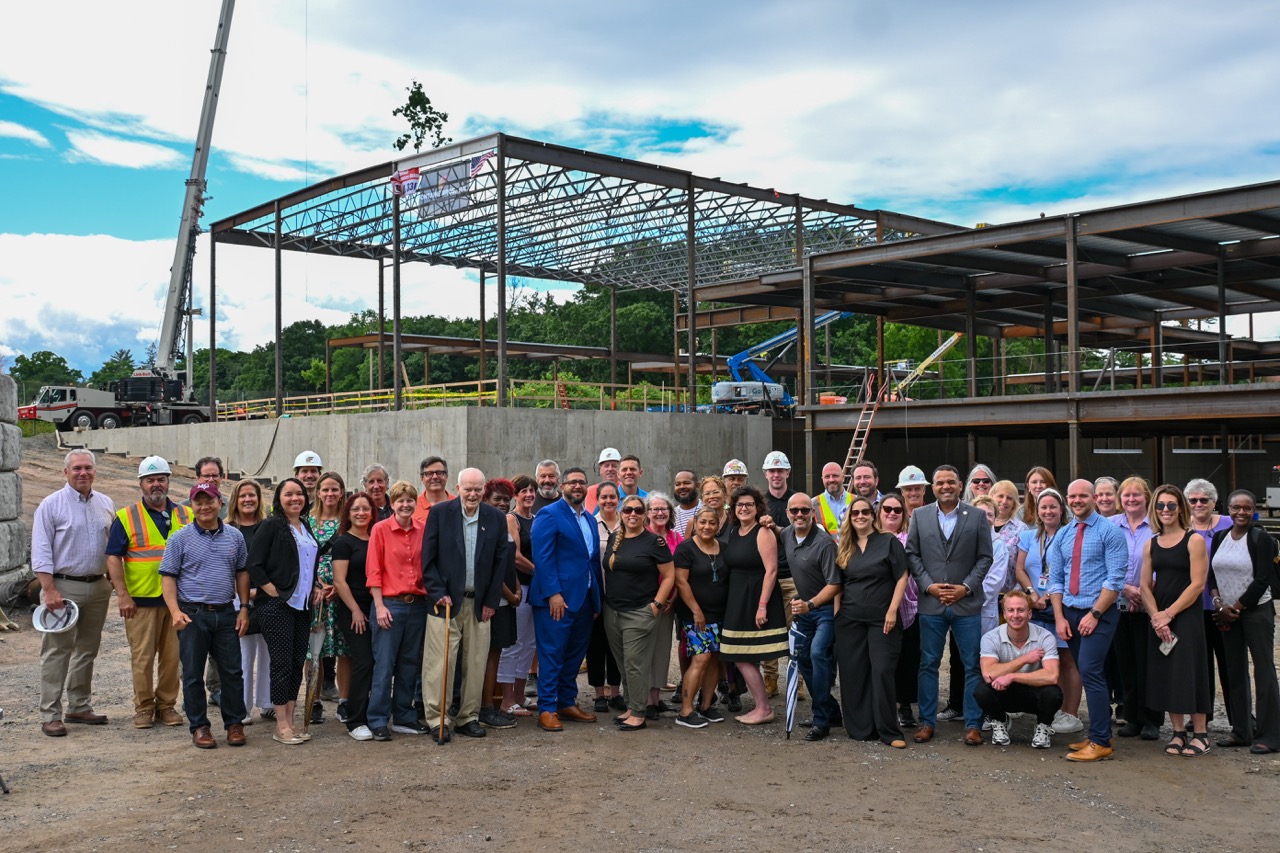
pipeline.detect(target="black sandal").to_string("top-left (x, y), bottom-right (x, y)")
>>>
top-left (1164, 732), bottom-right (1187, 756)
top-left (1181, 732), bottom-right (1211, 757)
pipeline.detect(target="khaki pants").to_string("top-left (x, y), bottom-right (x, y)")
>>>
top-left (40, 576), bottom-right (111, 722)
top-left (124, 605), bottom-right (181, 715)
top-left (762, 576), bottom-right (800, 681)
top-left (422, 603), bottom-right (491, 729)
top-left (603, 604), bottom-right (658, 715)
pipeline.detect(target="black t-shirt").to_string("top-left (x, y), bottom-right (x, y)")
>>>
top-left (839, 532), bottom-right (908, 622)
top-left (330, 532), bottom-right (372, 606)
top-left (603, 531), bottom-right (673, 611)
top-left (672, 538), bottom-right (729, 624)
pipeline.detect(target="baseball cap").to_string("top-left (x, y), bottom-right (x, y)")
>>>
top-left (897, 465), bottom-right (927, 488)
top-left (723, 459), bottom-right (748, 477)
top-left (189, 481), bottom-right (223, 503)
top-left (762, 451), bottom-right (791, 471)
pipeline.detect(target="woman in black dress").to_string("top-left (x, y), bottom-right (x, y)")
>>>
top-left (603, 495), bottom-right (676, 731)
top-left (672, 507), bottom-right (731, 727)
top-left (719, 486), bottom-right (788, 725)
top-left (331, 492), bottom-right (375, 740)
top-left (1140, 484), bottom-right (1211, 757)
top-left (498, 475), bottom-right (538, 717)
top-left (833, 496), bottom-right (910, 747)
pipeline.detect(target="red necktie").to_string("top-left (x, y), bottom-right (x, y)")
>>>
top-left (1069, 521), bottom-right (1085, 596)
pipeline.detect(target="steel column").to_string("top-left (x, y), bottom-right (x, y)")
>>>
top-left (273, 200), bottom-right (282, 416)
top-left (686, 176), bottom-right (698, 409)
top-left (479, 270), bottom-right (486, 401)
top-left (1217, 257), bottom-right (1228, 384)
top-left (966, 282), bottom-right (978, 397)
top-left (377, 260), bottom-right (385, 389)
top-left (496, 142), bottom-right (508, 407)
top-left (1043, 292), bottom-right (1056, 393)
top-left (392, 193), bottom-right (403, 411)
top-left (208, 234), bottom-right (216, 419)
top-left (802, 257), bottom-right (816, 493)
top-left (1152, 314), bottom-right (1163, 389)
top-left (1065, 216), bottom-right (1080, 395)
top-left (609, 287), bottom-right (617, 402)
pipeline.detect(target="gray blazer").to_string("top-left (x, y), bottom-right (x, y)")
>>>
top-left (906, 501), bottom-right (993, 617)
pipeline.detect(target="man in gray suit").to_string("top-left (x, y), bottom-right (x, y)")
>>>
top-left (907, 464), bottom-right (993, 746)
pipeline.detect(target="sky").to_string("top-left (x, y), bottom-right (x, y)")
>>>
top-left (2, 0), bottom-right (1279, 379)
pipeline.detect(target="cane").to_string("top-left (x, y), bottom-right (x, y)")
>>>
top-left (438, 600), bottom-right (452, 745)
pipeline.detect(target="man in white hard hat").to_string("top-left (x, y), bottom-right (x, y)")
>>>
top-left (293, 451), bottom-right (324, 502)
top-left (31, 450), bottom-right (116, 737)
top-left (761, 451), bottom-right (799, 699)
top-left (105, 455), bottom-right (195, 730)
top-left (897, 465), bottom-right (929, 519)
top-left (583, 447), bottom-right (622, 513)
top-left (722, 459), bottom-right (749, 496)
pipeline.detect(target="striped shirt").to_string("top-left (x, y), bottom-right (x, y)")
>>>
top-left (1046, 511), bottom-right (1127, 609)
top-left (158, 521), bottom-right (247, 604)
top-left (31, 483), bottom-right (114, 576)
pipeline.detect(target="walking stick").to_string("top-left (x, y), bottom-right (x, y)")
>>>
top-left (438, 600), bottom-right (452, 745)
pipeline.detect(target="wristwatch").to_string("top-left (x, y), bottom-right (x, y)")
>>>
top-left (1024, 586), bottom-right (1034, 595)
top-left (807, 599), bottom-right (817, 611)
top-left (1090, 608), bottom-right (1103, 620)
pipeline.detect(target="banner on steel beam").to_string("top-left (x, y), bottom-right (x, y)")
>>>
top-left (390, 153), bottom-right (494, 219)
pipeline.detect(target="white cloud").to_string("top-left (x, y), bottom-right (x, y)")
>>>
top-left (0, 120), bottom-right (50, 148)
top-left (64, 129), bottom-right (185, 169)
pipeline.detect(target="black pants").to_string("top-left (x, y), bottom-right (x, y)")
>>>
top-left (1205, 610), bottom-right (1232, 725)
top-left (336, 600), bottom-right (375, 730)
top-left (177, 603), bottom-right (246, 731)
top-left (1113, 611), bottom-right (1159, 727)
top-left (895, 620), bottom-right (920, 705)
top-left (1222, 603), bottom-right (1280, 746)
top-left (587, 616), bottom-right (621, 688)
top-left (835, 612), bottom-right (902, 743)
top-left (974, 681), bottom-right (1063, 725)
top-left (257, 598), bottom-right (310, 707)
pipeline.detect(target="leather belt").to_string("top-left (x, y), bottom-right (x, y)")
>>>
top-left (393, 594), bottom-right (422, 604)
top-left (179, 601), bottom-right (234, 612)
top-left (53, 573), bottom-right (104, 583)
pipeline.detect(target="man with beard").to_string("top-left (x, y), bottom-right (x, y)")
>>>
top-left (672, 469), bottom-right (700, 533)
top-left (532, 459), bottom-right (561, 513)
top-left (106, 456), bottom-right (194, 730)
top-left (852, 461), bottom-right (883, 506)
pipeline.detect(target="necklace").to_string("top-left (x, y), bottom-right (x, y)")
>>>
top-left (695, 539), bottom-right (722, 582)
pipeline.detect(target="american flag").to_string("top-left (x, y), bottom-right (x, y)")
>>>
top-left (470, 151), bottom-right (496, 177)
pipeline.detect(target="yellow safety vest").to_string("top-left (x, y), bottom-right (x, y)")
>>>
top-left (117, 501), bottom-right (193, 598)
top-left (816, 491), bottom-right (851, 536)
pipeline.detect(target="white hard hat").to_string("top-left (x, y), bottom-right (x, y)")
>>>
top-left (723, 459), bottom-right (749, 477)
top-left (33, 599), bottom-right (80, 634)
top-left (762, 451), bottom-right (791, 471)
top-left (137, 456), bottom-right (171, 478)
top-left (293, 450), bottom-right (323, 469)
top-left (597, 447), bottom-right (621, 465)
top-left (897, 465), bottom-right (927, 488)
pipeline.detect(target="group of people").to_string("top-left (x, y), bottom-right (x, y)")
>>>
top-left (30, 443), bottom-right (1280, 761)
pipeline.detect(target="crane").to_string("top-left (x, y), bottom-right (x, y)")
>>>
top-left (155, 0), bottom-right (236, 395)
top-left (711, 311), bottom-right (851, 413)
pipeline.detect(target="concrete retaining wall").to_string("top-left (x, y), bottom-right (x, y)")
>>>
top-left (0, 374), bottom-right (28, 581)
top-left (81, 408), bottom-right (774, 494)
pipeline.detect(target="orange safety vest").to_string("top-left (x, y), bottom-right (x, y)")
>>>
top-left (816, 491), bottom-right (851, 537)
top-left (116, 501), bottom-right (193, 598)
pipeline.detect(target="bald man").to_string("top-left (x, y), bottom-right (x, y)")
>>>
top-left (812, 463), bottom-right (852, 541)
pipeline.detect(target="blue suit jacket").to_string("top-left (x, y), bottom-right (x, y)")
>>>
top-left (529, 498), bottom-right (602, 613)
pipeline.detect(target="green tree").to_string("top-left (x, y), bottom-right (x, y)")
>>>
top-left (10, 350), bottom-right (83, 390)
top-left (392, 81), bottom-right (451, 152)
top-left (88, 348), bottom-right (135, 387)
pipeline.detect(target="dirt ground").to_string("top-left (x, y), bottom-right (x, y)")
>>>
top-left (3, 435), bottom-right (1279, 852)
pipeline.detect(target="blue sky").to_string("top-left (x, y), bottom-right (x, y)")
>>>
top-left (2, 0), bottom-right (1279, 378)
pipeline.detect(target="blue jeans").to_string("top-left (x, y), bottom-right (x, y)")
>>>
top-left (176, 603), bottom-right (246, 731)
top-left (368, 599), bottom-right (427, 729)
top-left (1063, 606), bottom-right (1118, 745)
top-left (793, 606), bottom-right (840, 727)
top-left (918, 610), bottom-right (983, 729)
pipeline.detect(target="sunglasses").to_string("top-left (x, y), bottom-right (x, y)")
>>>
top-left (880, 506), bottom-right (903, 515)
top-left (788, 507), bottom-right (812, 515)
top-left (970, 478), bottom-right (992, 486)
top-left (1187, 497), bottom-right (1211, 505)
top-left (849, 508), bottom-right (874, 517)
top-left (620, 506), bottom-right (646, 515)
top-left (1154, 502), bottom-right (1179, 512)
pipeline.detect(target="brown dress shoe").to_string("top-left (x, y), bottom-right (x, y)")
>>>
top-left (964, 728), bottom-right (984, 746)
top-left (537, 711), bottom-right (563, 732)
top-left (1066, 741), bottom-right (1114, 762)
top-left (913, 725), bottom-right (935, 743)
top-left (226, 723), bottom-right (246, 746)
top-left (156, 708), bottom-right (184, 727)
top-left (41, 720), bottom-right (68, 737)
top-left (557, 705), bottom-right (597, 723)
top-left (1068, 738), bottom-right (1091, 752)
top-left (65, 711), bottom-right (108, 725)
top-left (192, 726), bottom-right (217, 749)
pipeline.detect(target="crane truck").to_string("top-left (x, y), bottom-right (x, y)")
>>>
top-left (18, 0), bottom-right (236, 432)
top-left (710, 311), bottom-right (851, 414)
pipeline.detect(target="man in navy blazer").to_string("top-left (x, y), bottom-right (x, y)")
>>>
top-left (906, 464), bottom-right (993, 746)
top-left (529, 466), bottom-right (603, 731)
top-left (421, 468), bottom-right (510, 742)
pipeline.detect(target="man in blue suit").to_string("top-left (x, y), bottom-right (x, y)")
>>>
top-left (529, 467), bottom-right (603, 732)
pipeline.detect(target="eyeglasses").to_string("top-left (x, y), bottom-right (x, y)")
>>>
top-left (880, 506), bottom-right (903, 515)
top-left (1228, 505), bottom-right (1253, 513)
top-left (1154, 502), bottom-right (1179, 512)
top-left (970, 478), bottom-right (992, 486)
top-left (562, 479), bottom-right (587, 487)
top-left (1186, 497), bottom-right (1211, 505)
top-left (421, 469), bottom-right (447, 479)
top-left (620, 506), bottom-right (645, 515)
top-left (850, 508), bottom-right (874, 517)
top-left (787, 507), bottom-right (812, 515)
top-left (649, 507), bottom-right (669, 513)
top-left (735, 502), bottom-right (756, 510)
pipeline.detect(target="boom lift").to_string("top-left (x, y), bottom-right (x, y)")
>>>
top-left (711, 311), bottom-right (851, 414)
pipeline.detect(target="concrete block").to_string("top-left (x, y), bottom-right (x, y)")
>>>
top-left (0, 519), bottom-right (27, 571)
top-left (0, 472), bottom-right (20, 521)
top-left (0, 422), bottom-right (20, 471)
top-left (0, 373), bottom-right (15, 424)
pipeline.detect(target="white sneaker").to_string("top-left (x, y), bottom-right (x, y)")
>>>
top-left (1050, 710), bottom-right (1083, 734)
top-left (937, 707), bottom-right (962, 722)
top-left (348, 724), bottom-right (373, 741)
top-left (1031, 722), bottom-right (1053, 749)
top-left (990, 717), bottom-right (1011, 746)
